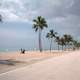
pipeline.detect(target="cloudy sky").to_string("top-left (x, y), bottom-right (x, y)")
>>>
top-left (0, 0), bottom-right (80, 51)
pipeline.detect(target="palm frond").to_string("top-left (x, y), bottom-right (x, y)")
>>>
top-left (0, 14), bottom-right (2, 22)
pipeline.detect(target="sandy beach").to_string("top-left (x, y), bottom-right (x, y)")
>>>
top-left (0, 50), bottom-right (66, 74)
top-left (0, 50), bottom-right (80, 80)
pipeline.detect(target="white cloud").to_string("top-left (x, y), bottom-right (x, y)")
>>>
top-left (0, 0), bottom-right (32, 22)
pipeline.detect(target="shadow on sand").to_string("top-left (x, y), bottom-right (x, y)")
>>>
top-left (0, 59), bottom-right (22, 66)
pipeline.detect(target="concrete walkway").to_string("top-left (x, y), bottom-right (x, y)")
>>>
top-left (0, 50), bottom-right (80, 80)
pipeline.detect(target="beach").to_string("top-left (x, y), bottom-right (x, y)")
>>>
top-left (0, 50), bottom-right (80, 80)
top-left (0, 50), bottom-right (66, 74)
top-left (0, 0), bottom-right (80, 79)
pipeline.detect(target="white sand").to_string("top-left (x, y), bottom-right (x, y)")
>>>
top-left (0, 50), bottom-right (80, 80)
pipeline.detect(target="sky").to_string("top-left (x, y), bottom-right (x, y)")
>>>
top-left (0, 0), bottom-right (80, 51)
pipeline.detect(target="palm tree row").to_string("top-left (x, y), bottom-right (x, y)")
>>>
top-left (47, 30), bottom-right (80, 51)
top-left (46, 30), bottom-right (73, 51)
top-left (55, 34), bottom-right (73, 51)
top-left (33, 16), bottom-right (80, 52)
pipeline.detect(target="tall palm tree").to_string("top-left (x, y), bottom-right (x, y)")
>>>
top-left (46, 29), bottom-right (57, 52)
top-left (55, 36), bottom-right (60, 50)
top-left (33, 16), bottom-right (48, 52)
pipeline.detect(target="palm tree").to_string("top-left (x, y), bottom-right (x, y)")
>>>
top-left (55, 36), bottom-right (60, 50)
top-left (59, 37), bottom-right (65, 50)
top-left (72, 40), bottom-right (78, 50)
top-left (63, 34), bottom-right (73, 50)
top-left (67, 35), bottom-right (73, 50)
top-left (72, 40), bottom-right (80, 50)
top-left (76, 42), bottom-right (80, 49)
top-left (33, 16), bottom-right (48, 52)
top-left (46, 29), bottom-right (57, 52)
top-left (63, 34), bottom-right (68, 49)
top-left (0, 14), bottom-right (2, 22)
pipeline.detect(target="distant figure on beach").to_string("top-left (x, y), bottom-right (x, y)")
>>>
top-left (20, 48), bottom-right (25, 54)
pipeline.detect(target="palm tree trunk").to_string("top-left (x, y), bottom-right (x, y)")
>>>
top-left (68, 43), bottom-right (70, 51)
top-left (65, 44), bottom-right (66, 51)
top-left (50, 38), bottom-right (52, 52)
top-left (62, 45), bottom-right (63, 51)
top-left (58, 44), bottom-right (59, 51)
top-left (39, 29), bottom-right (42, 52)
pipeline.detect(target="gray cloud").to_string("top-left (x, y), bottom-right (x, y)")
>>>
top-left (0, 0), bottom-right (80, 39)
top-left (68, 0), bottom-right (80, 16)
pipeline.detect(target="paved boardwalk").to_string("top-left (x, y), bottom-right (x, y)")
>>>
top-left (0, 51), bottom-right (80, 80)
